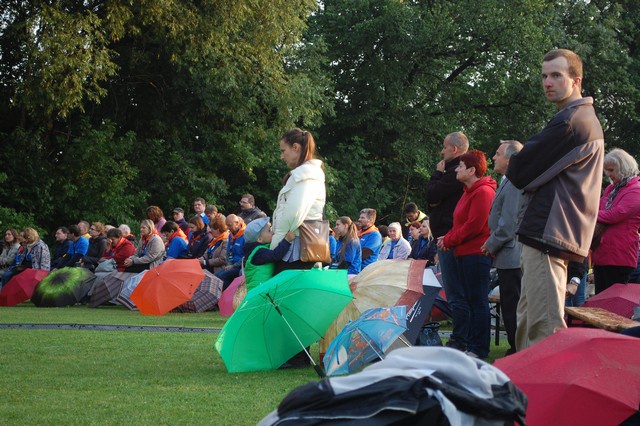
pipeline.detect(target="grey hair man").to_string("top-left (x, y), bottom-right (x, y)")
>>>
top-left (481, 139), bottom-right (523, 355)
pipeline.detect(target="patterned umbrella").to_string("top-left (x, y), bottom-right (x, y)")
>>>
top-left (0, 269), bottom-right (49, 306)
top-left (89, 271), bottom-right (133, 308)
top-left (323, 306), bottom-right (408, 376)
top-left (172, 270), bottom-right (223, 313)
top-left (31, 267), bottom-right (96, 307)
top-left (116, 270), bottom-right (147, 310)
top-left (320, 259), bottom-right (425, 358)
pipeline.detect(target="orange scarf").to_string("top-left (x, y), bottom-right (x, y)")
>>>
top-left (358, 225), bottom-right (379, 238)
top-left (231, 223), bottom-right (246, 242)
top-left (140, 230), bottom-right (159, 251)
top-left (208, 231), bottom-right (229, 248)
top-left (169, 229), bottom-right (188, 244)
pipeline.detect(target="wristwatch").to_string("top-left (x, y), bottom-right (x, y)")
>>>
top-left (569, 277), bottom-right (581, 285)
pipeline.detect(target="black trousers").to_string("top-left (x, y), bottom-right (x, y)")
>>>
top-left (497, 267), bottom-right (522, 351)
top-left (593, 265), bottom-right (634, 294)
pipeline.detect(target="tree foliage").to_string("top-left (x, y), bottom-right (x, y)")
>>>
top-left (1, 0), bottom-right (639, 235)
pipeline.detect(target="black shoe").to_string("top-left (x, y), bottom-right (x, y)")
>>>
top-left (445, 338), bottom-right (467, 352)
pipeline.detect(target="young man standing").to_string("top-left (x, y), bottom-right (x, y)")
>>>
top-left (358, 208), bottom-right (382, 269)
top-left (506, 49), bottom-right (604, 350)
top-left (193, 197), bottom-right (209, 225)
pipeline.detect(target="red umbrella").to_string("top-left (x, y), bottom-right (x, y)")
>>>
top-left (494, 328), bottom-right (640, 426)
top-left (0, 269), bottom-right (49, 306)
top-left (583, 283), bottom-right (640, 318)
top-left (218, 275), bottom-right (244, 317)
top-left (130, 259), bottom-right (204, 316)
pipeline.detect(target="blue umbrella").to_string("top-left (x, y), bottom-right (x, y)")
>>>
top-left (323, 306), bottom-right (408, 376)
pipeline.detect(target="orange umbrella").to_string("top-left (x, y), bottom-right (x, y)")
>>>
top-left (130, 259), bottom-right (204, 316)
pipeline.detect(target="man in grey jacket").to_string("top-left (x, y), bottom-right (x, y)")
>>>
top-left (506, 49), bottom-right (604, 350)
top-left (481, 140), bottom-right (523, 355)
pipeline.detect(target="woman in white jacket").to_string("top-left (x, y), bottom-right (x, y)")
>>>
top-left (271, 128), bottom-right (326, 274)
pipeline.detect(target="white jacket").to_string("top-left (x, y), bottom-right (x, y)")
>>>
top-left (378, 237), bottom-right (412, 261)
top-left (270, 159), bottom-right (326, 260)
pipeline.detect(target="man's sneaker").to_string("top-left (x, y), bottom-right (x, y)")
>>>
top-left (464, 350), bottom-right (487, 361)
top-left (445, 338), bottom-right (466, 352)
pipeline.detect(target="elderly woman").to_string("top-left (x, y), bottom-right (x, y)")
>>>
top-left (591, 148), bottom-right (640, 294)
top-left (200, 217), bottom-right (229, 273)
top-left (271, 128), bottom-right (326, 273)
top-left (0, 229), bottom-right (21, 274)
top-left (378, 222), bottom-right (411, 260)
top-left (438, 150), bottom-right (496, 359)
top-left (123, 219), bottom-right (165, 272)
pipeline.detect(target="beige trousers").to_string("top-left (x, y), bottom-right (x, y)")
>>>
top-left (516, 244), bottom-right (568, 351)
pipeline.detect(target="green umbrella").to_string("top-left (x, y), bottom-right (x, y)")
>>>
top-left (31, 267), bottom-right (96, 307)
top-left (214, 267), bottom-right (352, 376)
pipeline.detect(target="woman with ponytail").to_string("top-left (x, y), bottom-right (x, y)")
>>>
top-left (331, 216), bottom-right (362, 276)
top-left (271, 128), bottom-right (326, 273)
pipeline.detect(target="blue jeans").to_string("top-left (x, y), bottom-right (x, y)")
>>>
top-left (437, 248), bottom-right (468, 348)
top-left (457, 254), bottom-right (491, 358)
top-left (215, 266), bottom-right (241, 291)
top-left (565, 273), bottom-right (587, 307)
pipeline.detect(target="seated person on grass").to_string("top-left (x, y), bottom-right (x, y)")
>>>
top-left (160, 221), bottom-right (188, 259)
top-left (101, 228), bottom-right (136, 271)
top-left (50, 227), bottom-right (73, 270)
top-left (242, 217), bottom-right (295, 292)
top-left (61, 225), bottom-right (89, 268)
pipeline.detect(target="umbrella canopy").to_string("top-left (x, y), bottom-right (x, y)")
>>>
top-left (321, 259), bottom-right (425, 357)
top-left (88, 271), bottom-right (132, 308)
top-left (215, 267), bottom-right (353, 374)
top-left (494, 328), bottom-right (640, 426)
top-left (218, 275), bottom-right (245, 317)
top-left (172, 270), bottom-right (223, 313)
top-left (0, 269), bottom-right (49, 306)
top-left (131, 259), bottom-right (204, 316)
top-left (115, 271), bottom-right (147, 310)
top-left (583, 283), bottom-right (640, 318)
top-left (31, 267), bottom-right (96, 307)
top-left (323, 306), bottom-right (407, 376)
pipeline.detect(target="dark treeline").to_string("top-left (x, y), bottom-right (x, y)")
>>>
top-left (1, 0), bottom-right (639, 238)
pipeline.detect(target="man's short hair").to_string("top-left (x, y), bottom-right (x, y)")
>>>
top-left (404, 202), bottom-right (419, 213)
top-left (500, 140), bottom-right (524, 159)
top-left (106, 228), bottom-right (123, 239)
top-left (68, 225), bottom-right (81, 237)
top-left (78, 220), bottom-right (90, 233)
top-left (194, 197), bottom-right (206, 205)
top-left (446, 131), bottom-right (469, 153)
top-left (241, 194), bottom-right (255, 206)
top-left (360, 208), bottom-right (377, 222)
top-left (205, 204), bottom-right (218, 214)
top-left (543, 49), bottom-right (583, 79)
top-left (388, 222), bottom-right (401, 232)
top-left (161, 221), bottom-right (179, 234)
top-left (459, 150), bottom-right (487, 177)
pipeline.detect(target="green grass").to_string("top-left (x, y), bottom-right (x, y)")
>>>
top-left (0, 304), bottom-right (510, 425)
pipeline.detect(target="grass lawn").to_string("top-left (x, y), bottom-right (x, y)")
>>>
top-left (0, 304), bottom-right (510, 425)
